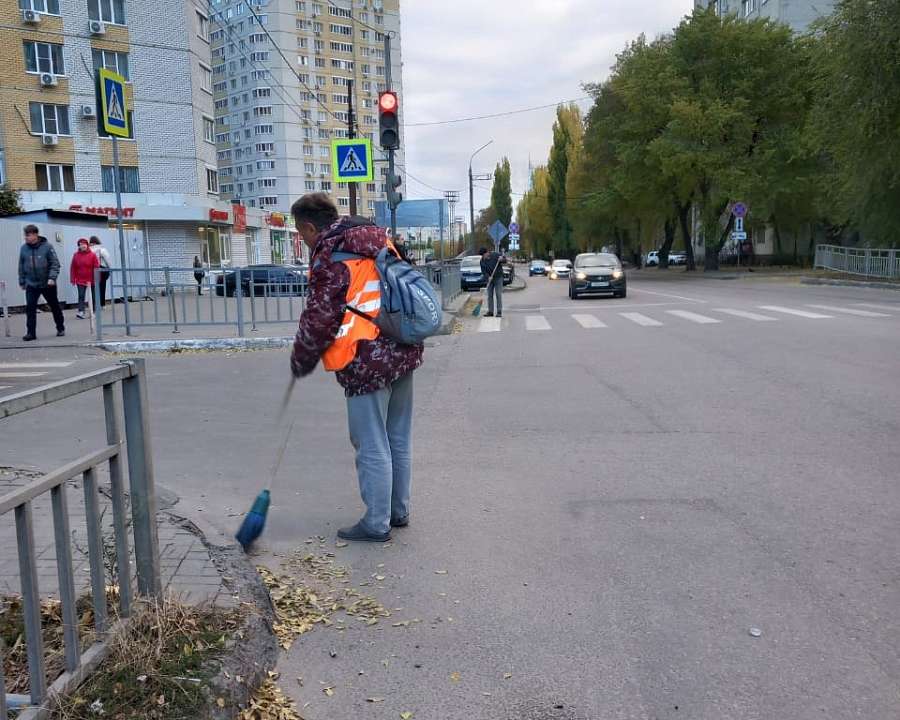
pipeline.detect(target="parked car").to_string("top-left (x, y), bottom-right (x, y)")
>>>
top-left (215, 264), bottom-right (308, 297)
top-left (669, 252), bottom-right (687, 266)
top-left (646, 251), bottom-right (660, 267)
top-left (529, 259), bottom-right (548, 276)
top-left (502, 262), bottom-right (514, 286)
top-left (548, 259), bottom-right (573, 279)
top-left (569, 253), bottom-right (626, 299)
top-left (459, 255), bottom-right (486, 290)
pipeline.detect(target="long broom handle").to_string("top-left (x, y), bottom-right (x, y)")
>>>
top-left (271, 377), bottom-right (297, 482)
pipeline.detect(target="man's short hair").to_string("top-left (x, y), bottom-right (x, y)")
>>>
top-left (478, 247), bottom-right (488, 255)
top-left (291, 193), bottom-right (339, 231)
top-left (89, 236), bottom-right (101, 245)
top-left (24, 224), bottom-right (39, 235)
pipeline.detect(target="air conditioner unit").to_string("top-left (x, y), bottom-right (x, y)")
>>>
top-left (88, 19), bottom-right (106, 35)
top-left (41, 134), bottom-right (59, 147)
top-left (81, 104), bottom-right (97, 118)
top-left (40, 73), bottom-right (57, 87)
top-left (22, 8), bottom-right (40, 23)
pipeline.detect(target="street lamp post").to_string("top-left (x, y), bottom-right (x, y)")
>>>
top-left (469, 140), bottom-right (493, 252)
top-left (444, 190), bottom-right (459, 261)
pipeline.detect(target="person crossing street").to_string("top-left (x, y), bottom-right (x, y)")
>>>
top-left (18, 224), bottom-right (65, 341)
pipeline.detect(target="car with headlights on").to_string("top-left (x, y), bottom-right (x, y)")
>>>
top-left (548, 259), bottom-right (572, 280)
top-left (569, 253), bottom-right (626, 299)
top-left (529, 259), bottom-right (548, 276)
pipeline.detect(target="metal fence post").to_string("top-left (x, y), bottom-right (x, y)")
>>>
top-left (0, 646), bottom-right (7, 719)
top-left (121, 358), bottom-right (161, 598)
top-left (1, 280), bottom-right (9, 338)
top-left (235, 267), bottom-right (245, 337)
top-left (50, 483), bottom-right (81, 673)
top-left (165, 267), bottom-right (179, 334)
top-left (15, 501), bottom-right (47, 704)
top-left (103, 382), bottom-right (133, 617)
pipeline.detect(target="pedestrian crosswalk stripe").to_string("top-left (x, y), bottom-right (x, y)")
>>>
top-left (620, 312), bottom-right (663, 327)
top-left (758, 305), bottom-right (833, 319)
top-left (477, 317), bottom-right (502, 333)
top-left (0, 362), bottom-right (74, 369)
top-left (526, 315), bottom-right (552, 331)
top-left (713, 308), bottom-right (778, 322)
top-left (806, 304), bottom-right (891, 318)
top-left (0, 372), bottom-right (46, 378)
top-left (571, 314), bottom-right (607, 329)
top-left (855, 303), bottom-right (899, 312)
top-left (665, 310), bottom-right (721, 324)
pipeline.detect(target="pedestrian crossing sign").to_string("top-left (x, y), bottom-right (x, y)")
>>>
top-left (331, 139), bottom-right (374, 183)
top-left (98, 68), bottom-right (130, 138)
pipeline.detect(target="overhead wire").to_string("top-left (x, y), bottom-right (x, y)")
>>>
top-left (405, 96), bottom-right (593, 128)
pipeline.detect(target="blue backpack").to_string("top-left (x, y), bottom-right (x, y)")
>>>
top-left (332, 246), bottom-right (442, 345)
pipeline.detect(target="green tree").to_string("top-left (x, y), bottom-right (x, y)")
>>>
top-left (0, 185), bottom-right (23, 217)
top-left (490, 157), bottom-right (513, 230)
top-left (519, 166), bottom-right (554, 258)
top-left (547, 104), bottom-right (583, 256)
top-left (811, 0), bottom-right (900, 246)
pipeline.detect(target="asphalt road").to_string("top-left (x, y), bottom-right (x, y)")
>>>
top-left (2, 272), bottom-right (899, 719)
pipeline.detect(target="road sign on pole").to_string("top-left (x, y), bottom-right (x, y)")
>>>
top-left (732, 202), bottom-right (748, 219)
top-left (509, 222), bottom-right (519, 235)
top-left (731, 231), bottom-right (748, 241)
top-left (98, 68), bottom-right (130, 138)
top-left (488, 220), bottom-right (508, 249)
top-left (331, 138), bottom-right (374, 183)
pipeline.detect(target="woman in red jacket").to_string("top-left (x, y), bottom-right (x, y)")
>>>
top-left (70, 238), bottom-right (100, 319)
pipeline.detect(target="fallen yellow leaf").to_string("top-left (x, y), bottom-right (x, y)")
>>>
top-left (323, 687), bottom-right (334, 697)
top-left (450, 671), bottom-right (461, 682)
top-left (216, 698), bottom-right (226, 708)
top-left (503, 672), bottom-right (513, 679)
top-left (434, 570), bottom-right (448, 575)
top-left (400, 713), bottom-right (414, 720)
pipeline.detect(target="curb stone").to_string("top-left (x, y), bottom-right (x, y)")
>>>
top-left (800, 277), bottom-right (900, 292)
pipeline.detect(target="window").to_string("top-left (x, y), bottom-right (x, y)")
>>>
top-left (29, 103), bottom-right (70, 136)
top-left (88, 0), bottom-right (125, 23)
top-left (330, 23), bottom-right (352, 36)
top-left (259, 178), bottom-right (277, 189)
top-left (742, 0), bottom-right (757, 15)
top-left (367, 183), bottom-right (376, 193)
top-left (213, 80), bottom-right (227, 93)
top-left (253, 87), bottom-right (271, 99)
top-left (250, 52), bottom-right (270, 62)
top-left (303, 144), bottom-right (312, 156)
top-left (197, 10), bottom-right (209, 40)
top-left (256, 142), bottom-right (274, 153)
top-left (319, 163), bottom-right (330, 173)
top-left (203, 116), bottom-right (215, 143)
top-left (253, 106), bottom-right (273, 116)
top-left (329, 5), bottom-right (351, 17)
top-left (200, 227), bottom-right (230, 267)
top-left (330, 42), bottom-right (353, 54)
top-left (92, 49), bottom-right (129, 80)
top-left (24, 41), bottom-right (65, 75)
top-left (251, 70), bottom-right (269, 80)
top-left (218, 149), bottom-right (232, 161)
top-left (249, 33), bottom-right (267, 44)
top-left (35, 163), bottom-right (74, 191)
top-left (19, 0), bottom-right (60, 14)
top-left (304, 180), bottom-right (316, 190)
top-left (337, 197), bottom-right (349, 208)
top-left (216, 132), bottom-right (229, 143)
top-left (257, 160), bottom-right (276, 170)
top-left (260, 196), bottom-right (279, 207)
top-left (254, 124), bottom-right (273, 135)
top-left (206, 167), bottom-right (219, 193)
top-left (219, 167), bottom-right (232, 177)
top-left (101, 165), bottom-right (140, 193)
top-left (220, 184), bottom-right (233, 195)
top-left (320, 181), bottom-right (331, 191)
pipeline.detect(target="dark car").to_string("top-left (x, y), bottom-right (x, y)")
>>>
top-left (502, 262), bottom-right (514, 286)
top-left (529, 259), bottom-right (548, 276)
top-left (569, 253), bottom-right (627, 299)
top-left (215, 264), bottom-right (308, 297)
top-left (459, 255), bottom-right (486, 290)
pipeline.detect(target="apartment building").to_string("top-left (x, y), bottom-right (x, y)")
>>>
top-left (0, 0), bottom-right (275, 276)
top-left (696, 0), bottom-right (837, 32)
top-left (209, 0), bottom-right (404, 254)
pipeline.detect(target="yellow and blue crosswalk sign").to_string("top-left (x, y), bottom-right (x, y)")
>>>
top-left (98, 68), bottom-right (130, 138)
top-left (332, 138), bottom-right (374, 183)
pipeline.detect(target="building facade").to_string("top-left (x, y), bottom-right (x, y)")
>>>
top-left (0, 0), bottom-right (277, 270)
top-left (208, 0), bottom-right (404, 224)
top-left (695, 0), bottom-right (837, 32)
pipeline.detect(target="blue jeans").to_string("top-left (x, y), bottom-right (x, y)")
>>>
top-left (346, 372), bottom-right (414, 534)
top-left (488, 275), bottom-right (503, 315)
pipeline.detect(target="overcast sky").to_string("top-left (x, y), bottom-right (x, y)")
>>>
top-left (398, 1), bottom-right (690, 225)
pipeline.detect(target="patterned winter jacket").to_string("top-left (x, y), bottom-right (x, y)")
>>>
top-left (291, 216), bottom-right (424, 397)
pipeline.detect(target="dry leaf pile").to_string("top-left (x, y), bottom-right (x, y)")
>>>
top-left (239, 678), bottom-right (304, 720)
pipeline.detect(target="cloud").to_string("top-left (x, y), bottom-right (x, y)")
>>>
top-left (398, 1), bottom-right (689, 221)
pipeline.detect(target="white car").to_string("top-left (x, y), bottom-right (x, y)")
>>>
top-left (548, 259), bottom-right (572, 279)
top-left (645, 251), bottom-right (659, 267)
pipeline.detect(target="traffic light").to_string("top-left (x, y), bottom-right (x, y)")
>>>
top-left (387, 171), bottom-right (402, 209)
top-left (378, 91), bottom-right (400, 149)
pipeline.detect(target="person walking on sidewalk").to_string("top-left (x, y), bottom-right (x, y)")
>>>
top-left (69, 238), bottom-right (99, 319)
top-left (289, 193), bottom-right (424, 543)
top-left (18, 224), bottom-right (65, 341)
top-left (479, 246), bottom-right (506, 317)
top-left (89, 236), bottom-right (112, 306)
top-left (193, 256), bottom-right (205, 296)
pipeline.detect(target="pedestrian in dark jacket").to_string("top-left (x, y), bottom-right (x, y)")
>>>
top-left (290, 192), bottom-right (424, 543)
top-left (193, 256), bottom-right (205, 296)
top-left (479, 246), bottom-right (506, 317)
top-left (89, 236), bottom-right (112, 306)
top-left (70, 238), bottom-right (100, 319)
top-left (18, 224), bottom-right (65, 341)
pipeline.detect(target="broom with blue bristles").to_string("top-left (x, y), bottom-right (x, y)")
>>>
top-left (236, 377), bottom-right (296, 550)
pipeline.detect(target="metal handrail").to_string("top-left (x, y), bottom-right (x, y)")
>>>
top-left (814, 245), bottom-right (899, 279)
top-left (1, 359), bottom-right (161, 716)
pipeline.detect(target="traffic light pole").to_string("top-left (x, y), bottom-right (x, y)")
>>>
top-left (347, 79), bottom-right (357, 217)
top-left (384, 34), bottom-right (397, 239)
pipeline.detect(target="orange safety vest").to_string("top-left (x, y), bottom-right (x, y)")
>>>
top-left (322, 257), bottom-right (382, 372)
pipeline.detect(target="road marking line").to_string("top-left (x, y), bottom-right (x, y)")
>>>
top-left (665, 310), bottom-right (721, 324)
top-left (571, 314), bottom-right (607, 329)
top-left (0, 362), bottom-right (74, 369)
top-left (630, 288), bottom-right (706, 303)
top-left (713, 308), bottom-right (778, 322)
top-left (0, 386), bottom-right (10, 391)
top-left (806, 304), bottom-right (890, 318)
top-left (758, 305), bottom-right (833, 319)
top-left (477, 317), bottom-right (502, 333)
top-left (508, 301), bottom-right (688, 312)
top-left (855, 303), bottom-right (899, 312)
top-left (525, 315), bottom-right (552, 331)
top-left (0, 372), bottom-right (47, 378)
top-left (620, 312), bottom-right (663, 327)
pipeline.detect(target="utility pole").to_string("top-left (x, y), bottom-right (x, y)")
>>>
top-left (468, 140), bottom-right (493, 252)
top-left (347, 79), bottom-right (357, 216)
top-left (444, 190), bottom-right (459, 259)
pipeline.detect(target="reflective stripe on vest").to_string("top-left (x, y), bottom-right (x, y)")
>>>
top-left (322, 259), bottom-right (381, 372)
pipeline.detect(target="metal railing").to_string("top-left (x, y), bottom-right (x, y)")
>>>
top-left (424, 261), bottom-right (462, 310)
top-left (0, 360), bottom-right (161, 719)
top-left (1, 280), bottom-right (9, 338)
top-left (96, 266), bottom-right (308, 340)
top-left (814, 245), bottom-right (900, 279)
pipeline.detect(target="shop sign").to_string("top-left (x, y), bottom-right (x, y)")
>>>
top-left (209, 209), bottom-right (230, 223)
top-left (69, 204), bottom-right (136, 218)
top-left (233, 204), bottom-right (247, 234)
top-left (267, 211), bottom-right (286, 228)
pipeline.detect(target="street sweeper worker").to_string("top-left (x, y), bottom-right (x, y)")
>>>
top-left (289, 192), bottom-right (424, 543)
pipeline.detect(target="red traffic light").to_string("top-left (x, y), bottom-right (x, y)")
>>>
top-left (379, 91), bottom-right (398, 113)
